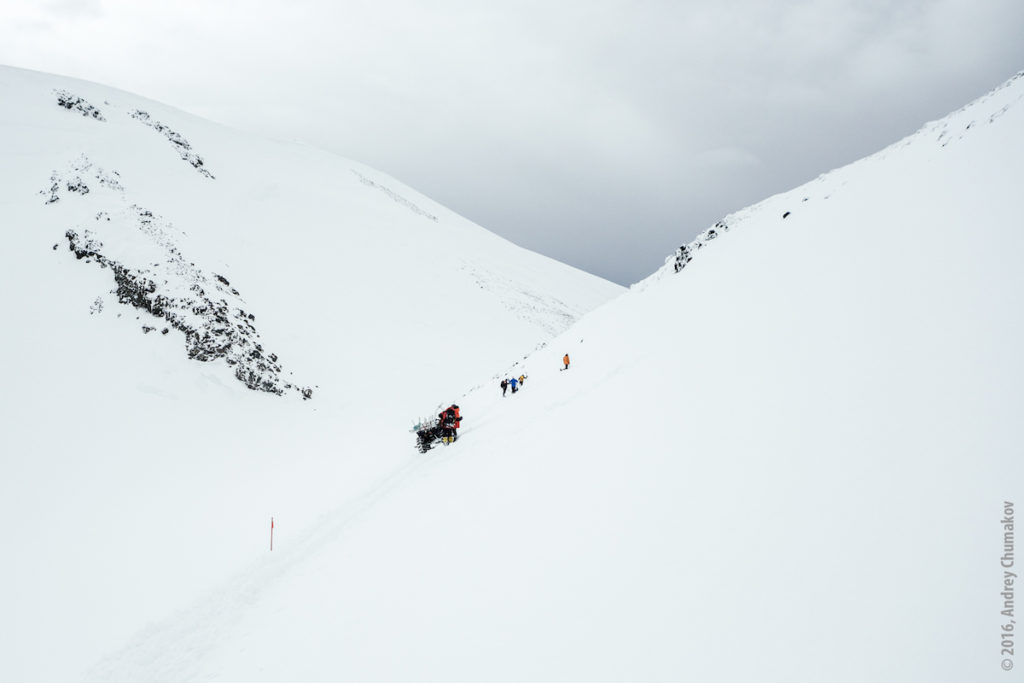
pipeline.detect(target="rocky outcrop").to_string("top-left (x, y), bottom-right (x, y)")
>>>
top-left (673, 220), bottom-right (728, 273)
top-left (54, 89), bottom-right (106, 121)
top-left (47, 155), bottom-right (310, 399)
top-left (130, 110), bottom-right (215, 179)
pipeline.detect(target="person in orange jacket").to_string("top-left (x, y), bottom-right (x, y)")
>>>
top-left (563, 353), bottom-right (570, 370)
top-left (438, 404), bottom-right (461, 443)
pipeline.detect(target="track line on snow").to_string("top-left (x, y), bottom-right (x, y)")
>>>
top-left (86, 450), bottom-right (438, 682)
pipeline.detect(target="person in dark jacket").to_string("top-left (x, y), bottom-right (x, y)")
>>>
top-left (500, 379), bottom-right (508, 396)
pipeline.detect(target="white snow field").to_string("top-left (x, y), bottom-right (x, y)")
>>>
top-left (0, 65), bottom-right (621, 682)
top-left (2, 64), bottom-right (1023, 682)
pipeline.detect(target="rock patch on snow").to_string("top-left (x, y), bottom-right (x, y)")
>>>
top-left (41, 155), bottom-right (123, 204)
top-left (54, 89), bottom-right (106, 121)
top-left (130, 110), bottom-right (215, 179)
top-left (64, 224), bottom-right (311, 399)
top-left (45, 155), bottom-right (310, 399)
top-left (673, 220), bottom-right (728, 273)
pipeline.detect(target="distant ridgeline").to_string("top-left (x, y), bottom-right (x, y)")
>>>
top-left (45, 91), bottom-right (312, 399)
top-left (667, 71), bottom-right (1024, 280)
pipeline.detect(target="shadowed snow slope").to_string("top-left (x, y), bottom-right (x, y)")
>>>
top-left (0, 65), bottom-right (621, 682)
top-left (83, 72), bottom-right (1024, 682)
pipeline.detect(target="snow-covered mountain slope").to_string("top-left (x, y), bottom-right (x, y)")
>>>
top-left (82, 72), bottom-right (1024, 682)
top-left (0, 65), bottom-right (621, 682)
top-left (0, 65), bottom-right (620, 407)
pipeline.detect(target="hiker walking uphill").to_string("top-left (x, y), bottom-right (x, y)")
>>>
top-left (500, 378), bottom-right (508, 397)
top-left (562, 353), bottom-right (570, 370)
top-left (509, 376), bottom-right (519, 394)
top-left (438, 404), bottom-right (462, 444)
top-left (415, 404), bottom-right (463, 452)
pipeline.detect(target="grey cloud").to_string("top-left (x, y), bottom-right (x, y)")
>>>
top-left (2, 0), bottom-right (1022, 284)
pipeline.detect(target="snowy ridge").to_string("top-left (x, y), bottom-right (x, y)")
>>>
top-left (638, 70), bottom-right (1024, 292)
top-left (923, 69), bottom-right (1024, 148)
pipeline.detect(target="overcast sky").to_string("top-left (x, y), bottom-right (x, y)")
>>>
top-left (3, 0), bottom-right (1022, 284)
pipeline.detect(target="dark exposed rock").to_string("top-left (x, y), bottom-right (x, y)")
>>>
top-left (66, 178), bottom-right (90, 195)
top-left (43, 175), bottom-right (60, 204)
top-left (63, 226), bottom-right (311, 399)
top-left (41, 157), bottom-right (121, 204)
top-left (674, 220), bottom-right (728, 273)
top-left (54, 90), bottom-right (106, 121)
top-left (50, 157), bottom-right (307, 399)
top-left (130, 110), bottom-right (215, 179)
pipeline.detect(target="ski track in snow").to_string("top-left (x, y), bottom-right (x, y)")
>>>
top-left (461, 263), bottom-right (578, 336)
top-left (351, 169), bottom-right (438, 222)
top-left (86, 450), bottom-right (440, 682)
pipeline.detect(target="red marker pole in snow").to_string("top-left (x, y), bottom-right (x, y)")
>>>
top-left (270, 517), bottom-right (274, 552)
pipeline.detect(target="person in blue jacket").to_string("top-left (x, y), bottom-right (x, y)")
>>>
top-left (509, 376), bottom-right (519, 394)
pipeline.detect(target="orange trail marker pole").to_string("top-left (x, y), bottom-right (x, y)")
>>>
top-left (270, 517), bottom-right (274, 552)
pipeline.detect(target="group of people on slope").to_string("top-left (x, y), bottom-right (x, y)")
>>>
top-left (500, 374), bottom-right (527, 396)
top-left (421, 353), bottom-right (574, 452)
top-left (497, 353), bottom-right (571, 397)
